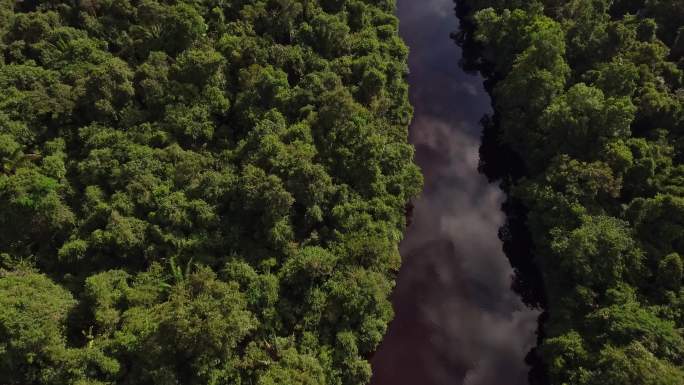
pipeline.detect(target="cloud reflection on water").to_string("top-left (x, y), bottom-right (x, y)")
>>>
top-left (369, 1), bottom-right (539, 385)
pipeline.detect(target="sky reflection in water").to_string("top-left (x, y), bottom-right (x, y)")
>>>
top-left (370, 2), bottom-right (539, 384)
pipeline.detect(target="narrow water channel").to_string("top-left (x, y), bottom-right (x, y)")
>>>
top-left (370, 1), bottom-right (539, 384)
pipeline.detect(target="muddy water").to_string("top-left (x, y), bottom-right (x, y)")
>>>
top-left (370, 2), bottom-right (539, 384)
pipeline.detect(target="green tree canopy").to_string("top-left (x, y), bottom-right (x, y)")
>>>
top-left (0, 1), bottom-right (421, 383)
top-left (459, 0), bottom-right (684, 383)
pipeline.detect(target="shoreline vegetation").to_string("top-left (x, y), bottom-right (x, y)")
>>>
top-left (0, 1), bottom-right (421, 384)
top-left (456, 0), bottom-right (684, 384)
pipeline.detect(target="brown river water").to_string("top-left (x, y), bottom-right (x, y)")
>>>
top-left (370, 2), bottom-right (539, 384)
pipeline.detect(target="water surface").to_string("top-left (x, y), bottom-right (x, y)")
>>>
top-left (370, 2), bottom-right (538, 384)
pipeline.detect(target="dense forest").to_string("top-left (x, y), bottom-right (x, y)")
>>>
top-left (456, 0), bottom-right (684, 384)
top-left (0, 0), bottom-right (422, 384)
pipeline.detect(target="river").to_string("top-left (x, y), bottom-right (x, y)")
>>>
top-left (370, 1), bottom-right (539, 384)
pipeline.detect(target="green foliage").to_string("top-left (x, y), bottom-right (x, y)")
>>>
top-left (0, 1), bottom-right (421, 383)
top-left (460, 0), bottom-right (684, 383)
top-left (0, 270), bottom-right (76, 384)
top-left (591, 342), bottom-right (684, 385)
top-left (549, 215), bottom-right (643, 290)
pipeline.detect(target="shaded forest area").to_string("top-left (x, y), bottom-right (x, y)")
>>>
top-left (0, 1), bottom-right (422, 384)
top-left (456, 0), bottom-right (684, 384)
